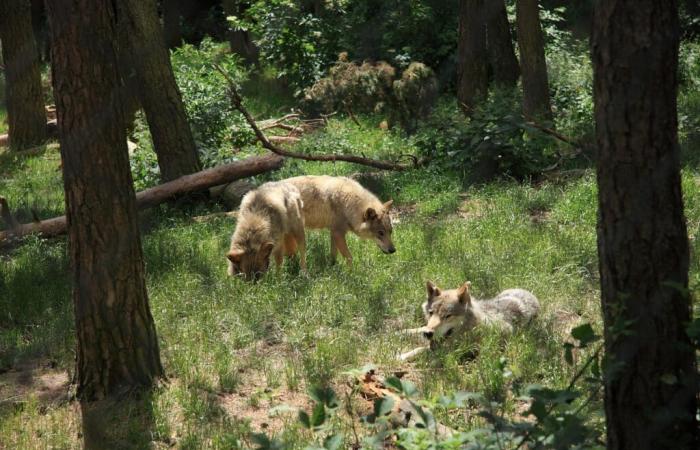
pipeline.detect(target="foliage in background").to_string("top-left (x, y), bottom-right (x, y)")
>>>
top-left (302, 55), bottom-right (438, 131)
top-left (415, 93), bottom-right (557, 181)
top-left (171, 39), bottom-right (254, 163)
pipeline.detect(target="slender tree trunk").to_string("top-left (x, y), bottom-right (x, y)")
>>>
top-left (592, 1), bottom-right (698, 449)
top-left (485, 0), bottom-right (519, 87)
top-left (0, 0), bottom-right (46, 150)
top-left (516, 0), bottom-right (552, 121)
top-left (46, 0), bottom-right (164, 401)
top-left (457, 0), bottom-right (488, 114)
top-left (118, 0), bottom-right (201, 182)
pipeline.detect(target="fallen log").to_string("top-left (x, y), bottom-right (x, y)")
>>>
top-left (0, 154), bottom-right (284, 242)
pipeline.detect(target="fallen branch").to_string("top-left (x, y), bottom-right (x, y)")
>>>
top-left (521, 116), bottom-right (593, 172)
top-left (0, 154), bottom-right (284, 242)
top-left (213, 63), bottom-right (425, 172)
top-left (268, 135), bottom-right (300, 145)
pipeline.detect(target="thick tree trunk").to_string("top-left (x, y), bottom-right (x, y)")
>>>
top-left (118, 0), bottom-right (201, 182)
top-left (0, 0), bottom-right (46, 150)
top-left (592, 1), bottom-right (698, 449)
top-left (457, 0), bottom-right (488, 114)
top-left (516, 0), bottom-right (552, 121)
top-left (46, 0), bottom-right (164, 400)
top-left (485, 0), bottom-right (519, 88)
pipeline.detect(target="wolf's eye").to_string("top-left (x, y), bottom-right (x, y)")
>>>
top-left (378, 230), bottom-right (385, 237)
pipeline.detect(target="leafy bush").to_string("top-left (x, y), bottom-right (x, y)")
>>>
top-left (239, 0), bottom-right (344, 94)
top-left (171, 38), bottom-right (253, 163)
top-left (416, 94), bottom-right (557, 181)
top-left (302, 56), bottom-right (438, 131)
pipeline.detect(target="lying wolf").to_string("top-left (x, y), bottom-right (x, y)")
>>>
top-left (399, 281), bottom-right (539, 361)
top-left (285, 175), bottom-right (395, 264)
top-left (227, 181), bottom-right (306, 280)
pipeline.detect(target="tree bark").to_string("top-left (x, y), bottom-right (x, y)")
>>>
top-left (0, 154), bottom-right (285, 242)
top-left (0, 0), bottom-right (46, 150)
top-left (46, 0), bottom-right (164, 400)
top-left (485, 0), bottom-right (519, 88)
top-left (118, 0), bottom-right (201, 182)
top-left (457, 0), bottom-right (488, 114)
top-left (592, 1), bottom-right (698, 449)
top-left (516, 0), bottom-right (552, 121)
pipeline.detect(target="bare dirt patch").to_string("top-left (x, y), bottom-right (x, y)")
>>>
top-left (0, 360), bottom-right (70, 406)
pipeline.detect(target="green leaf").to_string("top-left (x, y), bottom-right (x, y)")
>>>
top-left (571, 323), bottom-right (597, 347)
top-left (310, 403), bottom-right (326, 427)
top-left (308, 386), bottom-right (339, 408)
top-left (323, 433), bottom-right (343, 450)
top-left (298, 410), bottom-right (311, 428)
top-left (373, 396), bottom-right (395, 417)
top-left (384, 377), bottom-right (403, 393)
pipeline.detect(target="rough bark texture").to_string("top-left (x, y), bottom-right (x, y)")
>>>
top-left (485, 0), bottom-right (519, 87)
top-left (457, 0), bottom-right (488, 114)
top-left (0, 154), bottom-right (284, 242)
top-left (592, 1), bottom-right (698, 449)
top-left (46, 0), bottom-right (164, 400)
top-left (0, 0), bottom-right (46, 150)
top-left (516, 0), bottom-right (552, 120)
top-left (118, 0), bottom-right (201, 182)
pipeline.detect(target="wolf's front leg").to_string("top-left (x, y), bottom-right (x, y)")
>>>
top-left (332, 231), bottom-right (353, 265)
top-left (398, 346), bottom-right (430, 362)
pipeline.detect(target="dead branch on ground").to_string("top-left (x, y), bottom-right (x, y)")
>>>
top-left (213, 63), bottom-right (426, 172)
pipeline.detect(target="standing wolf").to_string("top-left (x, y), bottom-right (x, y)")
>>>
top-left (227, 181), bottom-right (306, 280)
top-left (286, 175), bottom-right (395, 264)
top-left (399, 281), bottom-right (540, 361)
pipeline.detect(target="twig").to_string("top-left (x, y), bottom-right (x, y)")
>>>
top-left (344, 103), bottom-right (361, 126)
top-left (213, 63), bottom-right (425, 172)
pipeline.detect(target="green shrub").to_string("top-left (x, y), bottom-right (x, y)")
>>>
top-left (415, 94), bottom-right (557, 181)
top-left (171, 38), bottom-right (253, 163)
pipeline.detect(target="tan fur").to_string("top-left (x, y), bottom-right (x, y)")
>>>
top-left (227, 181), bottom-right (306, 280)
top-left (285, 175), bottom-right (395, 264)
top-left (399, 281), bottom-right (539, 361)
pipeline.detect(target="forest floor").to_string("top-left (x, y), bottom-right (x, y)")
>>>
top-left (1, 97), bottom-right (699, 448)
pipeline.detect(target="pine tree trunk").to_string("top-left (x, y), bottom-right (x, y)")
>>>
top-left (46, 0), bottom-right (164, 401)
top-left (485, 0), bottom-right (519, 87)
top-left (592, 1), bottom-right (698, 448)
top-left (457, 0), bottom-right (488, 114)
top-left (118, 0), bottom-right (201, 182)
top-left (0, 0), bottom-right (46, 150)
top-left (516, 0), bottom-right (552, 121)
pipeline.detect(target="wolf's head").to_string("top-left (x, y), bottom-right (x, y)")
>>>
top-left (359, 199), bottom-right (396, 254)
top-left (226, 241), bottom-right (274, 281)
top-left (421, 281), bottom-right (471, 341)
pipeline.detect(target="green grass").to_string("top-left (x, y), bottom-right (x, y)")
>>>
top-left (1, 111), bottom-right (699, 449)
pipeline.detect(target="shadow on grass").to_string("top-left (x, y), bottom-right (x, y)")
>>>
top-left (81, 391), bottom-right (163, 450)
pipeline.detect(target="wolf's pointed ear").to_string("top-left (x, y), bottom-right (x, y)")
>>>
top-left (227, 250), bottom-right (244, 263)
top-left (259, 241), bottom-right (275, 259)
top-left (457, 282), bottom-right (472, 305)
top-left (364, 207), bottom-right (378, 221)
top-left (383, 199), bottom-right (394, 210)
top-left (426, 281), bottom-right (441, 298)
